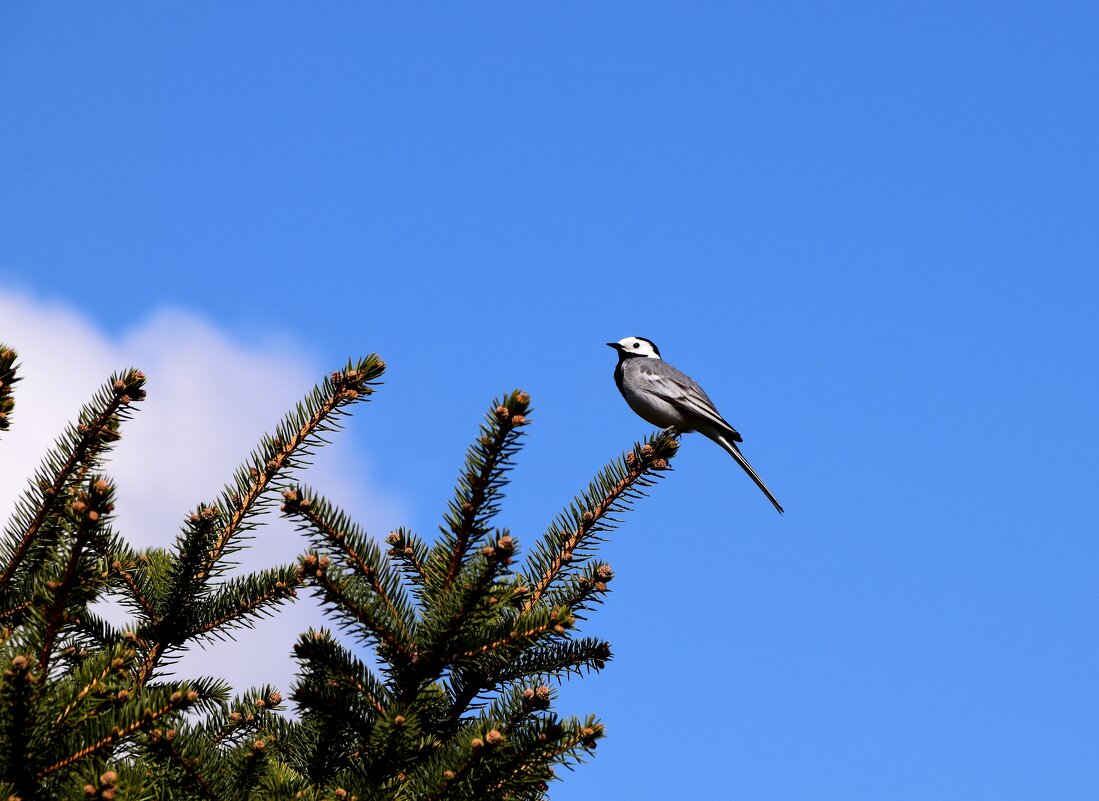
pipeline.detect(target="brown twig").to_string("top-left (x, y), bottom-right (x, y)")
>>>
top-left (54, 656), bottom-right (119, 726)
top-left (442, 414), bottom-right (515, 589)
top-left (205, 389), bottom-right (348, 571)
top-left (37, 695), bottom-right (185, 778)
top-left (292, 501), bottom-right (413, 642)
top-left (187, 581), bottom-right (298, 638)
top-left (453, 618), bottom-right (561, 662)
top-left (0, 386), bottom-right (131, 585)
top-left (37, 516), bottom-right (97, 674)
top-left (521, 463), bottom-right (647, 613)
top-left (113, 562), bottom-right (158, 622)
top-left (313, 571), bottom-right (416, 664)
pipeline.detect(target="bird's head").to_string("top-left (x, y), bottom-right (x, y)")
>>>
top-left (607, 336), bottom-right (662, 360)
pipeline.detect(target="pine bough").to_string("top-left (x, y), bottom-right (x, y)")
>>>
top-left (0, 343), bottom-right (678, 800)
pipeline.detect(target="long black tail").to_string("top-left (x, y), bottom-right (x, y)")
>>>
top-left (714, 434), bottom-right (784, 514)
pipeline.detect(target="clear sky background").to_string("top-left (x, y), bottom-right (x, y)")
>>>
top-left (2, 3), bottom-right (1098, 799)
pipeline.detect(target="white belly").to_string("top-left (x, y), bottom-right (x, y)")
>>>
top-left (622, 380), bottom-right (687, 429)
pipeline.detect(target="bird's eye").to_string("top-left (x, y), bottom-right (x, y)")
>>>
top-left (632, 342), bottom-right (640, 348)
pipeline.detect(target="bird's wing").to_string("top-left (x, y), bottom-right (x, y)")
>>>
top-left (638, 360), bottom-right (743, 442)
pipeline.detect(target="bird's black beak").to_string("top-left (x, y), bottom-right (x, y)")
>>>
top-left (606, 342), bottom-right (621, 350)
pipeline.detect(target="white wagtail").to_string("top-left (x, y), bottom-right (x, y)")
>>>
top-left (607, 336), bottom-right (783, 514)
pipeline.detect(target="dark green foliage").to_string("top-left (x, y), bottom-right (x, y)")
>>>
top-left (279, 392), bottom-right (679, 800)
top-left (0, 351), bottom-right (384, 800)
top-left (0, 344), bottom-right (16, 434)
top-left (0, 346), bottom-right (679, 800)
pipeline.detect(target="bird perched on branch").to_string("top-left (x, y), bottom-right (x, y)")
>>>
top-left (607, 336), bottom-right (783, 514)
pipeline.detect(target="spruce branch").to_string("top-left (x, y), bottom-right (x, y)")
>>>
top-left (279, 395), bottom-right (681, 797)
top-left (305, 560), bottom-right (417, 666)
top-left (283, 487), bottom-right (416, 643)
top-left (145, 729), bottom-right (219, 799)
top-left (136, 643), bottom-right (166, 689)
top-left (110, 557), bottom-right (159, 624)
top-left (76, 768), bottom-right (129, 801)
top-left (385, 528), bottom-right (429, 589)
top-left (0, 599), bottom-right (31, 627)
top-left (52, 642), bottom-right (134, 728)
top-left (292, 632), bottom-right (392, 720)
top-left (480, 729), bottom-right (556, 798)
top-left (64, 607), bottom-right (124, 659)
top-left (135, 354), bottom-right (385, 683)
top-left (36, 682), bottom-right (214, 779)
top-left (440, 668), bottom-right (548, 744)
top-left (205, 356), bottom-right (385, 574)
top-left (423, 746), bottom-right (484, 801)
top-left (1, 353), bottom-right (690, 798)
top-left (186, 566), bottom-right (302, 639)
top-left (521, 431), bottom-right (679, 612)
top-left (156, 506), bottom-right (221, 631)
top-left (544, 561), bottom-right (615, 619)
top-left (37, 476), bottom-right (118, 674)
top-left (225, 729), bottom-right (278, 799)
top-left (421, 532), bottom-right (518, 671)
top-left (0, 652), bottom-right (37, 799)
top-left (136, 685), bottom-right (286, 800)
top-left (431, 391), bottom-right (530, 590)
top-left (0, 344), bottom-right (18, 434)
top-left (0, 368), bottom-right (144, 587)
top-left (206, 687), bottom-right (286, 747)
top-left (452, 609), bottom-right (572, 663)
top-left (496, 637), bottom-right (612, 685)
top-left (490, 714), bottom-right (605, 795)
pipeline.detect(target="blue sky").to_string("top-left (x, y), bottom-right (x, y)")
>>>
top-left (2, 3), bottom-right (1098, 799)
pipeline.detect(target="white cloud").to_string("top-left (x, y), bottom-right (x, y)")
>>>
top-left (0, 290), bottom-right (404, 698)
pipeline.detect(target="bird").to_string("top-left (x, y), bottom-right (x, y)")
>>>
top-left (607, 336), bottom-right (784, 514)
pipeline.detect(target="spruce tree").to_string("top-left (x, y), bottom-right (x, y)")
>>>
top-left (0, 344), bottom-right (679, 800)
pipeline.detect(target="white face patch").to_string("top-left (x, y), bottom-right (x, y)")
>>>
top-left (616, 337), bottom-right (662, 359)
